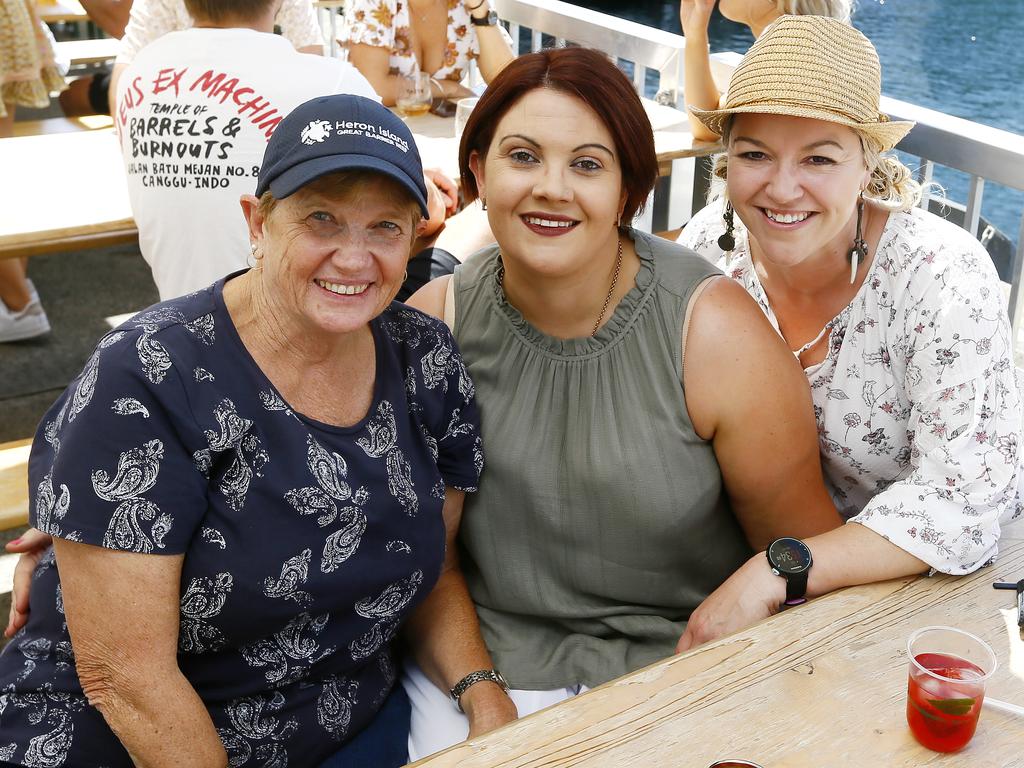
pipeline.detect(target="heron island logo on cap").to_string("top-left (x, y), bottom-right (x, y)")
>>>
top-left (301, 120), bottom-right (332, 145)
top-left (334, 119), bottom-right (411, 154)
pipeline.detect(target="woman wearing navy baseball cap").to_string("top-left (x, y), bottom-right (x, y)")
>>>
top-left (0, 95), bottom-right (488, 767)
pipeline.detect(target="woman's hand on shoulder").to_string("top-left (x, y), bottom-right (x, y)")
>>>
top-left (5, 528), bottom-right (55, 638)
top-left (676, 553), bottom-right (785, 653)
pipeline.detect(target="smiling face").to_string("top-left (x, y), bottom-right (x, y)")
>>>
top-left (469, 87), bottom-right (626, 278)
top-left (725, 113), bottom-right (870, 270)
top-left (251, 172), bottom-right (419, 338)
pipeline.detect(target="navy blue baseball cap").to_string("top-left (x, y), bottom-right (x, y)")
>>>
top-left (255, 94), bottom-right (428, 216)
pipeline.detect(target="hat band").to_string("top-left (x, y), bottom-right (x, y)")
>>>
top-left (724, 97), bottom-right (888, 127)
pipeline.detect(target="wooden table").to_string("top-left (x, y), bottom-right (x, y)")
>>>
top-left (55, 37), bottom-right (121, 67)
top-left (0, 100), bottom-right (711, 260)
top-left (413, 524), bottom-right (1024, 767)
top-left (35, 0), bottom-right (87, 24)
top-left (0, 129), bottom-right (135, 259)
top-left (12, 115), bottom-right (114, 138)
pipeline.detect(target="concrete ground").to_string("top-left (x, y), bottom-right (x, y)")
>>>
top-left (0, 242), bottom-right (158, 643)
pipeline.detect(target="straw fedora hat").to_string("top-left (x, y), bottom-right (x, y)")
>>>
top-left (690, 15), bottom-right (914, 151)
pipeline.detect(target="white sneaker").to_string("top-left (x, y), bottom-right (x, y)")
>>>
top-left (0, 293), bottom-right (51, 342)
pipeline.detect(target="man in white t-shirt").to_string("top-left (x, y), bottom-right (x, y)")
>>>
top-left (115, 0), bottom-right (379, 299)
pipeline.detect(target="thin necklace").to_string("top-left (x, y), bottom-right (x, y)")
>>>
top-left (411, 0), bottom-right (437, 23)
top-left (591, 237), bottom-right (623, 336)
top-left (496, 236), bottom-right (623, 338)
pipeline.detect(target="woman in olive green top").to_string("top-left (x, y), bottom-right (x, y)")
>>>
top-left (401, 47), bottom-right (842, 758)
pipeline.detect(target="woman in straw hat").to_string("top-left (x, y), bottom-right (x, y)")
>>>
top-left (677, 15), bottom-right (1023, 649)
top-left (680, 0), bottom-right (853, 141)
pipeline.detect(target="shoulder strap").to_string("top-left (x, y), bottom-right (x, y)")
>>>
top-left (443, 274), bottom-right (456, 332)
top-left (680, 275), bottom-right (720, 380)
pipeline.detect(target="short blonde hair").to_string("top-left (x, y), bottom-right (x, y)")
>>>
top-left (775, 0), bottom-right (853, 23)
top-left (711, 117), bottom-right (921, 212)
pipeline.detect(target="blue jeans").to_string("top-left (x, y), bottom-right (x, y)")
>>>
top-left (318, 684), bottom-right (411, 768)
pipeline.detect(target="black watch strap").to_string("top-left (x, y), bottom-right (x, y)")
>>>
top-left (471, 9), bottom-right (498, 25)
top-left (784, 570), bottom-right (808, 606)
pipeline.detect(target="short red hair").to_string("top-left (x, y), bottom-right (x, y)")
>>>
top-left (458, 48), bottom-right (658, 223)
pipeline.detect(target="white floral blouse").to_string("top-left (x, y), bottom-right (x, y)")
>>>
top-left (117, 0), bottom-right (323, 63)
top-left (344, 0), bottom-right (512, 82)
top-left (679, 202), bottom-right (1024, 574)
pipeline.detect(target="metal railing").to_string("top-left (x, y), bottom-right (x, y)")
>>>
top-left (881, 96), bottom-right (1024, 328)
top-left (492, 0), bottom-right (689, 107)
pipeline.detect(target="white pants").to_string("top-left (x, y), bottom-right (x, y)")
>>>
top-left (402, 662), bottom-right (590, 761)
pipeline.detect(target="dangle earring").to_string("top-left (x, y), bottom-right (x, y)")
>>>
top-left (849, 194), bottom-right (868, 284)
top-left (480, 197), bottom-right (487, 211)
top-left (717, 202), bottom-right (736, 251)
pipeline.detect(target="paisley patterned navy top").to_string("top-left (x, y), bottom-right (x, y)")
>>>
top-left (0, 276), bottom-right (483, 767)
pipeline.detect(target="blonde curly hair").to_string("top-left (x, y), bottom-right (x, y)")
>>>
top-left (710, 117), bottom-right (922, 212)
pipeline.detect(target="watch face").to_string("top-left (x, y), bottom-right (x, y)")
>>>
top-left (767, 538), bottom-right (812, 575)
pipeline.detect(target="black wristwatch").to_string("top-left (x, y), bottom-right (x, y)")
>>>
top-left (471, 9), bottom-right (499, 25)
top-left (766, 537), bottom-right (813, 607)
top-left (450, 668), bottom-right (509, 712)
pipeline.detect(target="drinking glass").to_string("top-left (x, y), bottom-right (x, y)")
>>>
top-left (454, 97), bottom-right (479, 142)
top-left (396, 71), bottom-right (432, 118)
top-left (906, 625), bottom-right (997, 752)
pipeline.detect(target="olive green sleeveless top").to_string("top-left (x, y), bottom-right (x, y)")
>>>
top-left (454, 229), bottom-right (752, 690)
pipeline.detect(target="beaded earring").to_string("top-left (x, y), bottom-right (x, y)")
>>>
top-left (717, 202), bottom-right (736, 251)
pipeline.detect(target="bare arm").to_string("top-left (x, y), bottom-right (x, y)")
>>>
top-left (677, 521), bottom-right (927, 652)
top-left (464, 0), bottom-right (514, 83)
top-left (679, 0), bottom-right (724, 142)
top-left (77, 0), bottom-right (131, 38)
top-left (403, 488), bottom-right (517, 737)
top-left (54, 539), bottom-right (227, 767)
top-left (684, 277), bottom-right (843, 550)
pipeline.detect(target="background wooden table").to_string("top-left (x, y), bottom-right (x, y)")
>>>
top-left (0, 129), bottom-right (135, 259)
top-left (35, 0), bottom-right (87, 24)
top-left (413, 522), bottom-right (1024, 767)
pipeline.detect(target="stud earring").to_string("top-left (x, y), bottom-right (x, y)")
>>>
top-left (717, 202), bottom-right (736, 251)
top-left (849, 194), bottom-right (868, 285)
top-left (250, 242), bottom-right (258, 254)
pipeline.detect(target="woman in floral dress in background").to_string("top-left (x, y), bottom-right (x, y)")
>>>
top-left (345, 0), bottom-right (513, 105)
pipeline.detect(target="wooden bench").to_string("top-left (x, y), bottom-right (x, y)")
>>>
top-left (55, 37), bottom-right (120, 68)
top-left (0, 440), bottom-right (31, 532)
